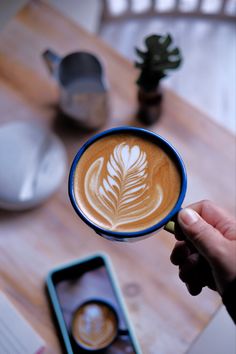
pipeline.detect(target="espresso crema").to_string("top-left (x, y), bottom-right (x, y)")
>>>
top-left (73, 133), bottom-right (181, 232)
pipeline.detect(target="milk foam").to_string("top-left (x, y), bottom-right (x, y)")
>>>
top-left (84, 143), bottom-right (163, 229)
top-left (73, 133), bottom-right (181, 232)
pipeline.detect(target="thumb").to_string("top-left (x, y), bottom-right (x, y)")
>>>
top-left (178, 208), bottom-right (224, 265)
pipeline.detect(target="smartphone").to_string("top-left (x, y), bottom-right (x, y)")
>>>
top-left (46, 253), bottom-right (142, 354)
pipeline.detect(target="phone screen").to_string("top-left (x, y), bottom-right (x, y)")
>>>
top-left (48, 255), bottom-right (141, 354)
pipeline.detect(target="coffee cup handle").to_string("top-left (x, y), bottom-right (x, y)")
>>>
top-left (117, 328), bottom-right (129, 336)
top-left (164, 220), bottom-right (175, 234)
top-left (164, 207), bottom-right (183, 235)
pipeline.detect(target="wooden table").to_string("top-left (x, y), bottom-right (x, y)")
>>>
top-left (0, 1), bottom-right (235, 353)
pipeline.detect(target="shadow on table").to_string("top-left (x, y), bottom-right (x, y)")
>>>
top-left (50, 105), bottom-right (91, 145)
top-left (0, 207), bottom-right (39, 224)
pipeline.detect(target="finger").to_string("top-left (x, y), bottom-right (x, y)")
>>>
top-left (186, 282), bottom-right (203, 296)
top-left (178, 253), bottom-right (202, 283)
top-left (178, 253), bottom-right (206, 295)
top-left (174, 221), bottom-right (185, 241)
top-left (174, 225), bottom-right (198, 254)
top-left (197, 255), bottom-right (216, 289)
top-left (170, 241), bottom-right (191, 265)
top-left (178, 208), bottom-right (225, 265)
top-left (179, 253), bottom-right (217, 291)
top-left (184, 200), bottom-right (236, 239)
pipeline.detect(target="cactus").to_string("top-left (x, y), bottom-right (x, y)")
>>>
top-left (135, 34), bottom-right (182, 92)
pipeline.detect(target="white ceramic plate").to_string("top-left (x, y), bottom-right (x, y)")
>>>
top-left (0, 121), bottom-right (67, 210)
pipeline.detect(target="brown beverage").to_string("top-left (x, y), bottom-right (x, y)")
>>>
top-left (72, 301), bottom-right (118, 350)
top-left (73, 133), bottom-right (181, 232)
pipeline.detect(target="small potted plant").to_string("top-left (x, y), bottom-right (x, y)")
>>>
top-left (135, 34), bottom-right (182, 125)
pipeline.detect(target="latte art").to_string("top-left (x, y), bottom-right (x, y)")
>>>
top-left (72, 302), bottom-right (118, 350)
top-left (73, 133), bottom-right (181, 232)
top-left (85, 143), bottom-right (163, 229)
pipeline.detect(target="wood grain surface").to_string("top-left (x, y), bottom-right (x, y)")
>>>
top-left (0, 1), bottom-right (235, 353)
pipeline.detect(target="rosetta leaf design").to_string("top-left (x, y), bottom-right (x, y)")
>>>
top-left (85, 143), bottom-right (163, 229)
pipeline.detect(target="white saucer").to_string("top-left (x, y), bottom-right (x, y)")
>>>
top-left (0, 121), bottom-right (67, 210)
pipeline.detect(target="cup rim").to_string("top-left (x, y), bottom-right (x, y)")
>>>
top-left (71, 298), bottom-right (119, 351)
top-left (68, 126), bottom-right (187, 239)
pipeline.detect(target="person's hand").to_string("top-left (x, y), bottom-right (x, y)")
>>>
top-left (170, 200), bottom-right (236, 296)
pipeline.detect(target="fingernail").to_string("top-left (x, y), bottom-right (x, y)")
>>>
top-left (179, 208), bottom-right (199, 226)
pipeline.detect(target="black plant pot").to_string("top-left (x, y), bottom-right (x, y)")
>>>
top-left (137, 88), bottom-right (163, 125)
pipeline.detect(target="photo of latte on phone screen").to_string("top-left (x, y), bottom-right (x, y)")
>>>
top-left (46, 254), bottom-right (142, 354)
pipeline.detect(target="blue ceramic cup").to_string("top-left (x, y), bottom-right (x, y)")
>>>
top-left (69, 127), bottom-right (187, 242)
